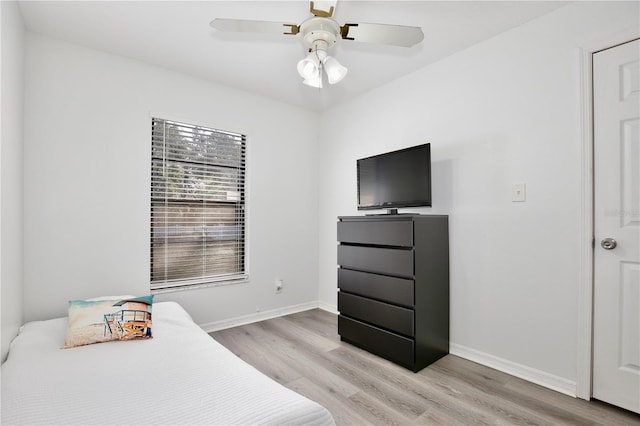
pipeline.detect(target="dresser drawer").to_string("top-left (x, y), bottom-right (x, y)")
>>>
top-left (338, 268), bottom-right (414, 307)
top-left (338, 315), bottom-right (414, 368)
top-left (338, 220), bottom-right (413, 247)
top-left (338, 292), bottom-right (414, 336)
top-left (338, 245), bottom-right (413, 278)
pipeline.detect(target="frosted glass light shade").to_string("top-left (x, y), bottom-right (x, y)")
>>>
top-left (297, 53), bottom-right (321, 80)
top-left (303, 74), bottom-right (323, 88)
top-left (323, 56), bottom-right (347, 84)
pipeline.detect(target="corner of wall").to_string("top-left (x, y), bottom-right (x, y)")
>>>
top-left (1, 0), bottom-right (26, 363)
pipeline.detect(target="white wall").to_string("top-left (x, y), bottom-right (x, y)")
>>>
top-left (22, 34), bottom-right (320, 326)
top-left (317, 1), bottom-right (639, 394)
top-left (1, 1), bottom-right (25, 362)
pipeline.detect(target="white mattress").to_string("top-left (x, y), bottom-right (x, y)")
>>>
top-left (1, 302), bottom-right (335, 426)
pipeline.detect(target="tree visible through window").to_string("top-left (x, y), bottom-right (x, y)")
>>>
top-left (150, 118), bottom-right (246, 290)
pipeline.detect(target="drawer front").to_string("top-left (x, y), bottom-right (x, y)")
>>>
top-left (338, 315), bottom-right (414, 368)
top-left (338, 292), bottom-right (414, 336)
top-left (338, 268), bottom-right (414, 307)
top-left (338, 245), bottom-right (413, 278)
top-left (338, 220), bottom-right (413, 247)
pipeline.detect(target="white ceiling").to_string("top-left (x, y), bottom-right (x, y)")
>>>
top-left (18, 1), bottom-right (568, 112)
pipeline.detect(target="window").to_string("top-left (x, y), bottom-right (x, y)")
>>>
top-left (150, 117), bottom-right (246, 291)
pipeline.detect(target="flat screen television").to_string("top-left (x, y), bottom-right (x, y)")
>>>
top-left (357, 143), bottom-right (431, 212)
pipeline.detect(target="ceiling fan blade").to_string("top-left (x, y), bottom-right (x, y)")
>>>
top-left (210, 18), bottom-right (299, 36)
top-left (341, 23), bottom-right (424, 47)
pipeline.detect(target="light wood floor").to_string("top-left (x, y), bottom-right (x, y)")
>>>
top-left (210, 309), bottom-right (640, 425)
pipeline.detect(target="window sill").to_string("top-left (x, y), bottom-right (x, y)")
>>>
top-left (151, 275), bottom-right (249, 294)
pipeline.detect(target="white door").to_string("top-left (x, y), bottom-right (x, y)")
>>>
top-left (593, 38), bottom-right (640, 414)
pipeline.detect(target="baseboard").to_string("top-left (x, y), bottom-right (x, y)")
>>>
top-left (317, 301), bottom-right (338, 315)
top-left (200, 301), bottom-right (320, 333)
top-left (450, 343), bottom-right (577, 397)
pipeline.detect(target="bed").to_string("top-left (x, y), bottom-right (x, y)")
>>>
top-left (1, 301), bottom-right (335, 425)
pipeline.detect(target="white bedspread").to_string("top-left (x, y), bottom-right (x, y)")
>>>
top-left (1, 302), bottom-right (335, 426)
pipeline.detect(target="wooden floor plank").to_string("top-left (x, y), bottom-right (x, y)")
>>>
top-left (287, 377), bottom-right (380, 426)
top-left (212, 322), bottom-right (302, 385)
top-left (210, 309), bottom-right (640, 425)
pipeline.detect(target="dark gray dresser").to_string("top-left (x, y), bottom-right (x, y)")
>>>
top-left (337, 214), bottom-right (449, 372)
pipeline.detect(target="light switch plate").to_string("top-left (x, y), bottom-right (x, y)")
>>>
top-left (512, 183), bottom-right (526, 202)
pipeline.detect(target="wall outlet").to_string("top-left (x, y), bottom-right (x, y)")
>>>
top-left (274, 279), bottom-right (283, 294)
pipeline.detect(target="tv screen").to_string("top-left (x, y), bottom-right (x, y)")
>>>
top-left (357, 143), bottom-right (431, 211)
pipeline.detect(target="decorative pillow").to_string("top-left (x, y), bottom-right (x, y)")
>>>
top-left (62, 295), bottom-right (154, 349)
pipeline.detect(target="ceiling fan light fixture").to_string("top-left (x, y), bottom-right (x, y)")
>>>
top-left (322, 55), bottom-right (347, 84)
top-left (297, 42), bottom-right (328, 79)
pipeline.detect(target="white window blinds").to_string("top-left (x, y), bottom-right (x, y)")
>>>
top-left (151, 118), bottom-right (246, 291)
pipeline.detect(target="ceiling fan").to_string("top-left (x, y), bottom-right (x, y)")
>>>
top-left (210, 0), bottom-right (424, 88)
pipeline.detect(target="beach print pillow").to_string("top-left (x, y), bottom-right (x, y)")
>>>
top-left (63, 295), bottom-right (153, 348)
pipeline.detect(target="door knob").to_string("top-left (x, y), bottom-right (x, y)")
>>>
top-left (600, 238), bottom-right (617, 250)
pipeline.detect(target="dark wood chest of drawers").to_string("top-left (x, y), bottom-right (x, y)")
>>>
top-left (337, 215), bottom-right (449, 372)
